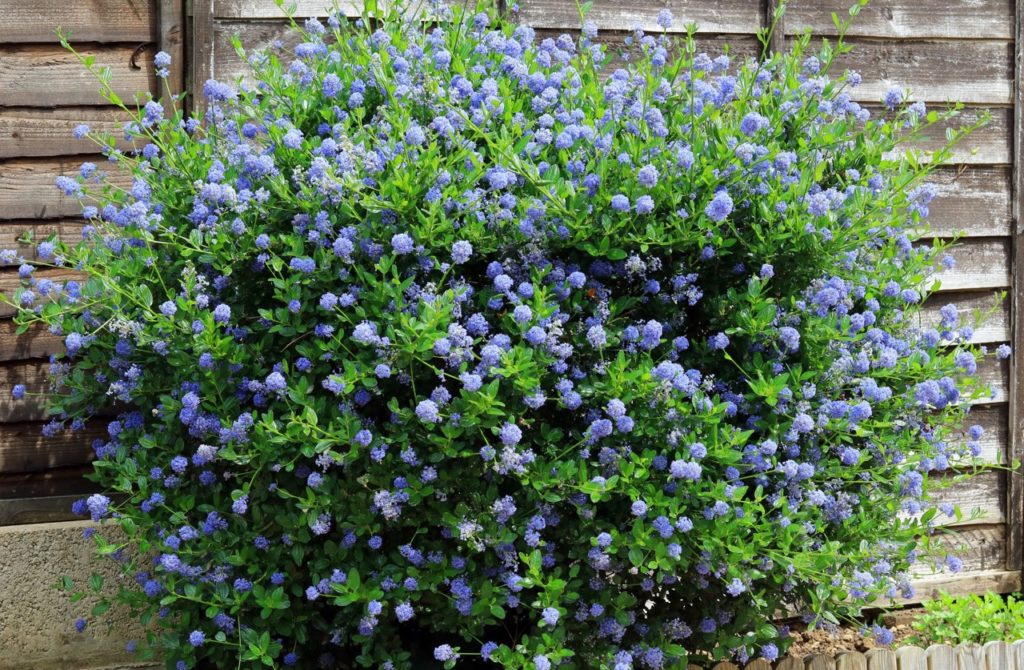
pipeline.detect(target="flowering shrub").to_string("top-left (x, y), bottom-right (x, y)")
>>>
top-left (9, 1), bottom-right (1008, 668)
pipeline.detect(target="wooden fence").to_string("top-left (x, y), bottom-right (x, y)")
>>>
top-left (703, 641), bottom-right (1024, 670)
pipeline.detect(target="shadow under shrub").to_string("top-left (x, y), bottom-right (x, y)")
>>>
top-left (8, 1), bottom-right (1008, 668)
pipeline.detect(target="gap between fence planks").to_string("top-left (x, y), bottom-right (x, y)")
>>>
top-left (694, 640), bottom-right (1024, 669)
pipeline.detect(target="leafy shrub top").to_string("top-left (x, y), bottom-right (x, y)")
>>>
top-left (10, 1), bottom-right (1005, 668)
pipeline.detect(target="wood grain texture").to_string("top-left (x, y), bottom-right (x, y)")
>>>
top-left (0, 321), bottom-right (64, 363)
top-left (0, 108), bottom-right (132, 159)
top-left (192, 0), bottom-right (218, 115)
top-left (217, 0), bottom-right (362, 18)
top-left (1006, 0), bottom-right (1024, 579)
top-left (924, 166), bottom-right (1012, 238)
top-left (784, 0), bottom-right (1014, 40)
top-left (0, 45), bottom-right (156, 108)
top-left (0, 156), bottom-right (132, 220)
top-left (512, 0), bottom-right (761, 34)
top-left (863, 649), bottom-right (895, 670)
top-left (0, 0), bottom-right (154, 43)
top-left (0, 465), bottom-right (96, 500)
top-left (893, 646), bottom-right (926, 670)
top-left (804, 654), bottom-right (834, 670)
top-left (0, 220), bottom-right (87, 262)
top-left (921, 470), bottom-right (1005, 526)
top-left (0, 421), bottom-right (104, 473)
top-left (955, 643), bottom-right (985, 670)
top-left (159, 0), bottom-right (187, 101)
top-left (920, 290), bottom-right (1010, 344)
top-left (891, 106), bottom-right (1012, 167)
top-left (0, 268), bottom-right (86, 318)
top-left (906, 570), bottom-right (1022, 605)
top-left (834, 652), bottom-right (866, 670)
top-left (982, 641), bottom-right (1010, 670)
top-left (820, 39), bottom-right (1013, 105)
top-left (933, 237), bottom-right (1010, 292)
top-left (0, 494), bottom-right (85, 524)
top-left (960, 404), bottom-right (1008, 464)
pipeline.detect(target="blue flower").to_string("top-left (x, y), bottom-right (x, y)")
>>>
top-left (391, 233), bottom-right (415, 255)
top-left (434, 645), bottom-right (458, 661)
top-left (452, 240), bottom-right (473, 264)
top-left (637, 164), bottom-right (659, 188)
top-left (610, 194), bottom-right (630, 211)
top-left (704, 190), bottom-right (733, 222)
top-left (188, 630), bottom-right (205, 647)
top-left (416, 399), bottom-right (440, 423)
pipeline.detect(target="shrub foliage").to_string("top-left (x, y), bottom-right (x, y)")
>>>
top-left (7, 1), bottom-right (1006, 667)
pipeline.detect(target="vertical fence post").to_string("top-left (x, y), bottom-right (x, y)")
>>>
top-left (1008, 0), bottom-right (1024, 583)
top-left (762, 0), bottom-right (786, 56)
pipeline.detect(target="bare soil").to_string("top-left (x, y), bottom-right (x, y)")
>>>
top-left (781, 610), bottom-right (923, 658)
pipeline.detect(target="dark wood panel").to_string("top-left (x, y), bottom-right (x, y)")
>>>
top-left (0, 44), bottom-right (155, 107)
top-left (0, 108), bottom-right (133, 159)
top-left (922, 523), bottom-right (1008, 576)
top-left (0, 421), bottom-right (105, 473)
top-left (0, 0), bottom-right (155, 43)
top-left (0, 268), bottom-right (85, 318)
top-left (0, 465), bottom-right (96, 499)
top-left (0, 156), bottom-right (132, 220)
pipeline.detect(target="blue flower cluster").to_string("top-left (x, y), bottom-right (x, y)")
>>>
top-left (13, 2), bottom-right (1003, 669)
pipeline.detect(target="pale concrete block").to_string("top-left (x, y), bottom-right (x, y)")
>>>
top-left (0, 520), bottom-right (148, 670)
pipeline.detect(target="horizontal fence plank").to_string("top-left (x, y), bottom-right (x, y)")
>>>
top-left (827, 38), bottom-right (1013, 105)
top-left (896, 106), bottom-right (1011, 167)
top-left (784, 0), bottom-right (1014, 40)
top-left (0, 493), bottom-right (84, 524)
top-left (932, 237), bottom-right (1010, 292)
top-left (0, 0), bottom-right (155, 43)
top-left (0, 156), bottom-right (131, 220)
top-left (0, 268), bottom-right (86, 318)
top-left (216, 0), bottom-right (361, 18)
top-left (924, 523), bottom-right (1007, 575)
top-left (920, 290), bottom-right (1009, 344)
top-left (923, 166), bottom-right (1012, 238)
top-left (0, 107), bottom-right (132, 159)
top-left (0, 320), bottom-right (64, 362)
top-left (0, 420), bottom-right (104, 474)
top-left (0, 44), bottom-right (155, 108)
top-left (899, 569), bottom-right (1022, 605)
top-left (925, 469), bottom-right (1004, 526)
top-left (508, 0), bottom-right (760, 35)
top-left (0, 465), bottom-right (96, 500)
top-left (0, 220), bottom-right (87, 261)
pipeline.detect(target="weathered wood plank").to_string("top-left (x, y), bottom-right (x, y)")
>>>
top-left (0, 465), bottom-right (96, 500)
top-left (924, 524), bottom-right (1007, 575)
top-left (0, 156), bottom-right (132, 220)
top-left (893, 646), bottom-right (927, 670)
top-left (1010, 640), bottom-right (1024, 670)
top-left (933, 237), bottom-right (1010, 292)
top-left (926, 644), bottom-right (957, 670)
top-left (0, 268), bottom-right (86, 318)
top-left (0, 358), bottom-right (120, 423)
top-left (0, 0), bottom-right (155, 43)
top-left (863, 648), bottom-right (895, 670)
top-left (0, 321), bottom-right (64, 363)
top-left (785, 0), bottom-right (1013, 40)
top-left (192, 0), bottom-right (217, 115)
top-left (744, 660), bottom-right (772, 670)
top-left (804, 654), bottom-right (835, 670)
top-left (512, 0), bottom-right (761, 35)
top-left (923, 166), bottom-right (1012, 239)
top-left (0, 45), bottom-right (156, 108)
top-left (216, 0), bottom-right (362, 18)
top-left (159, 0), bottom-right (187, 102)
top-left (920, 290), bottom-right (1009, 344)
top-left (0, 494), bottom-right (84, 525)
top-left (924, 470), bottom-right (1004, 526)
top-left (883, 106), bottom-right (1011, 167)
top-left (0, 421), bottom-right (105, 473)
top-left (834, 652), bottom-right (866, 670)
top-left (982, 641), bottom-right (1010, 670)
top-left (903, 570), bottom-right (1022, 606)
top-left (959, 403), bottom-right (1008, 465)
top-left (0, 220), bottom-right (87, 262)
top-left (0, 107), bottom-right (132, 159)
top-left (1007, 0), bottom-right (1024, 586)
top-left (956, 643), bottom-right (986, 670)
top-left (828, 39), bottom-right (1013, 105)
top-left (775, 659), bottom-right (803, 670)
